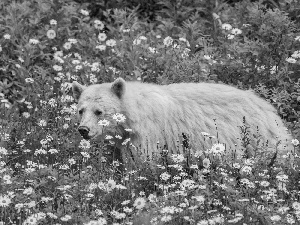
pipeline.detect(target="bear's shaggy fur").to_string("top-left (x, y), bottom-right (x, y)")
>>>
top-left (72, 78), bottom-right (292, 163)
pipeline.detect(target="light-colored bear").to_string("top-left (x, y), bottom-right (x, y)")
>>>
top-left (72, 78), bottom-right (292, 165)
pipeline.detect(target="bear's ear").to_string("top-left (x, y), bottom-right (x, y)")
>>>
top-left (72, 81), bottom-right (85, 102)
top-left (111, 78), bottom-right (126, 98)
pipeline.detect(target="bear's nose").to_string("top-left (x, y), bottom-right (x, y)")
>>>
top-left (78, 126), bottom-right (90, 139)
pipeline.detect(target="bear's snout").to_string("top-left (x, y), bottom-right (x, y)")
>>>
top-left (78, 126), bottom-right (90, 139)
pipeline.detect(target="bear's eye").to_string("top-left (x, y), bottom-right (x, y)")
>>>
top-left (95, 110), bottom-right (103, 116)
top-left (79, 109), bottom-right (84, 115)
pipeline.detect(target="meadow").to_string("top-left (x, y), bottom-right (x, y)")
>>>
top-left (1, 0), bottom-right (300, 224)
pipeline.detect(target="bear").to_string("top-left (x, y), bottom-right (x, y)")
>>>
top-left (72, 78), bottom-right (293, 166)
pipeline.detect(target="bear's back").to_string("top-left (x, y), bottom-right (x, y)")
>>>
top-left (121, 82), bottom-right (292, 156)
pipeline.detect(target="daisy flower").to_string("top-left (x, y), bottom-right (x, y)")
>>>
top-left (106, 39), bottom-right (116, 47)
top-left (50, 19), bottom-right (57, 25)
top-left (133, 197), bottom-right (146, 210)
top-left (98, 119), bottom-right (110, 126)
top-left (0, 195), bottom-right (11, 207)
top-left (98, 33), bottom-right (107, 41)
top-left (106, 179), bottom-right (116, 192)
top-left (163, 36), bottom-right (173, 47)
top-left (112, 113), bottom-right (126, 122)
top-left (94, 20), bottom-right (104, 30)
top-left (46, 30), bottom-right (56, 39)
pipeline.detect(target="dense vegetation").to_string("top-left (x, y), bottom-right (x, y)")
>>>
top-left (0, 0), bottom-right (300, 224)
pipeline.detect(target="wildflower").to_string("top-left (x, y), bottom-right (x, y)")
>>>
top-left (292, 51), bottom-right (300, 58)
top-left (48, 98), bottom-right (57, 107)
top-left (197, 220), bottom-right (209, 225)
top-left (241, 165), bottom-right (252, 174)
top-left (122, 138), bottom-right (130, 145)
top-left (22, 112), bottom-right (30, 118)
top-left (270, 215), bottom-right (281, 222)
top-left (23, 187), bottom-right (34, 195)
top-left (227, 34), bottom-right (235, 39)
top-left (190, 164), bottom-right (198, 169)
top-left (46, 30), bottom-right (56, 39)
top-left (291, 139), bottom-right (299, 146)
top-left (48, 148), bottom-right (59, 154)
top-left (181, 48), bottom-right (190, 58)
top-left (210, 143), bottom-right (225, 154)
top-left (80, 9), bottom-right (89, 16)
top-left (0, 195), bottom-right (11, 207)
top-left (278, 206), bottom-right (290, 214)
top-left (25, 201), bottom-right (36, 208)
top-left (148, 47), bottom-right (156, 53)
top-left (123, 207), bottom-right (133, 214)
top-left (97, 218), bottom-right (107, 225)
top-left (96, 45), bottom-right (106, 51)
top-left (292, 202), bottom-right (300, 211)
top-left (286, 214), bottom-right (295, 224)
top-left (179, 37), bottom-right (188, 43)
top-left (47, 212), bottom-right (58, 219)
top-left (161, 215), bottom-right (172, 222)
top-left (221, 23), bottom-right (232, 30)
top-left (160, 172), bottom-right (171, 181)
top-left (98, 33), bottom-right (107, 41)
top-left (270, 65), bottom-right (278, 74)
top-left (29, 39), bottom-right (39, 44)
top-left (3, 34), bottom-right (11, 39)
top-left (295, 36), bottom-right (300, 41)
top-left (286, 57), bottom-right (297, 63)
top-left (95, 209), bottom-right (103, 216)
top-left (79, 139), bottom-right (91, 149)
top-left (25, 78), bottom-right (34, 83)
top-left (202, 158), bottom-right (210, 168)
top-left (53, 65), bottom-right (62, 71)
top-left (139, 36), bottom-right (147, 40)
top-left (94, 20), bottom-right (104, 30)
top-left (232, 163), bottom-right (240, 169)
top-left (38, 119), bottom-right (47, 127)
top-left (192, 195), bottom-right (205, 203)
top-left (106, 39), bottom-right (116, 47)
top-left (163, 36), bottom-right (173, 47)
top-left (63, 42), bottom-right (72, 50)
top-left (231, 28), bottom-right (242, 35)
top-left (171, 154), bottom-right (185, 163)
top-left (3, 174), bottom-right (11, 181)
top-left (98, 119), bottom-right (110, 126)
top-left (260, 181), bottom-right (270, 187)
top-left (98, 181), bottom-right (106, 190)
top-left (106, 179), bottom-right (116, 192)
top-left (181, 179), bottom-right (195, 189)
top-left (0, 147), bottom-right (8, 155)
top-left (80, 152), bottom-right (90, 159)
top-left (74, 65), bottom-right (82, 72)
top-left (133, 38), bottom-right (141, 45)
top-left (60, 214), bottom-right (72, 221)
top-left (133, 197), bottom-right (146, 210)
top-left (276, 173), bottom-right (288, 182)
top-left (113, 113), bottom-right (126, 122)
top-left (24, 215), bottom-right (38, 225)
top-left (50, 19), bottom-right (57, 25)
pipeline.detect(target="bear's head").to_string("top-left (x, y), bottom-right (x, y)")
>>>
top-left (72, 78), bottom-right (126, 140)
